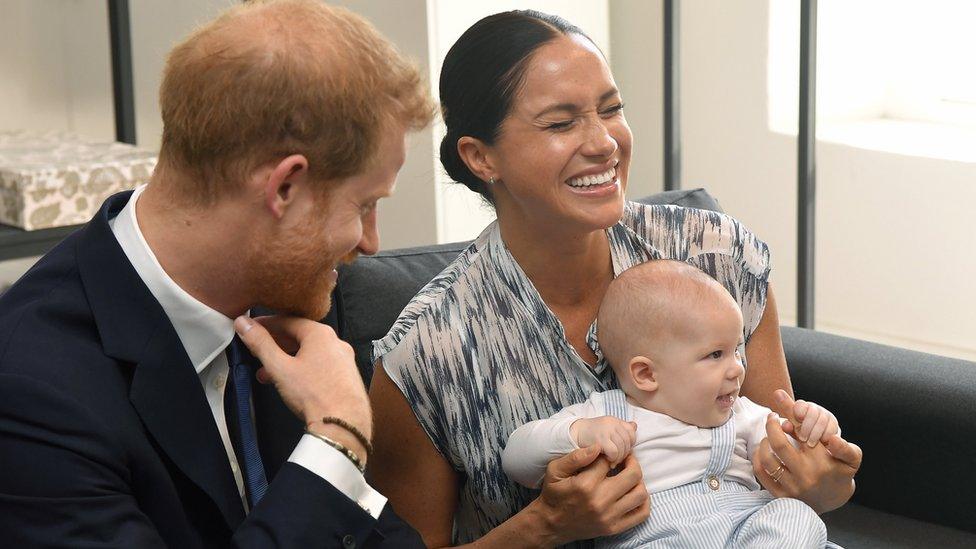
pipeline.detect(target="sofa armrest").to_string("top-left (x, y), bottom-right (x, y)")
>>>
top-left (781, 326), bottom-right (976, 533)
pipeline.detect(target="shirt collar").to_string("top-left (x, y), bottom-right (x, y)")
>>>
top-left (109, 185), bottom-right (235, 373)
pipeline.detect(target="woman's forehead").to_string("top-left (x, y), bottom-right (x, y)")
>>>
top-left (515, 35), bottom-right (617, 114)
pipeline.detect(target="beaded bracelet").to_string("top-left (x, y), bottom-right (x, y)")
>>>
top-left (305, 430), bottom-right (366, 473)
top-left (306, 416), bottom-right (374, 460)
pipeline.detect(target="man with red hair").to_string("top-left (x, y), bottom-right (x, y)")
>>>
top-left (0, 1), bottom-right (431, 546)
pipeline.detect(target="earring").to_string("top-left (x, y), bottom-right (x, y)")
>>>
top-left (488, 176), bottom-right (495, 185)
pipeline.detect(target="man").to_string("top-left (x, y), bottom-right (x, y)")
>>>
top-left (0, 1), bottom-right (431, 546)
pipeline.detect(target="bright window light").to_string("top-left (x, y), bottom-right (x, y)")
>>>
top-left (768, 0), bottom-right (976, 162)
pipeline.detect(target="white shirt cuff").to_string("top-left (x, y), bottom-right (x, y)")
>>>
top-left (288, 434), bottom-right (387, 519)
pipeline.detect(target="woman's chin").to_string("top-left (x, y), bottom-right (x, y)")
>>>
top-left (563, 185), bottom-right (625, 230)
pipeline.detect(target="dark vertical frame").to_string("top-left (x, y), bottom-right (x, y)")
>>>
top-left (797, 0), bottom-right (817, 328)
top-left (663, 0), bottom-right (680, 191)
top-left (108, 0), bottom-right (136, 144)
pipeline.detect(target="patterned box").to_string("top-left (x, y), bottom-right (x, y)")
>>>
top-left (0, 130), bottom-right (157, 231)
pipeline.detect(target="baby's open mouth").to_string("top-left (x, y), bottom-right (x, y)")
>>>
top-left (716, 391), bottom-right (737, 407)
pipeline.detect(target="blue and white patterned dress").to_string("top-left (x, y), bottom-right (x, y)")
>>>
top-left (373, 202), bottom-right (771, 545)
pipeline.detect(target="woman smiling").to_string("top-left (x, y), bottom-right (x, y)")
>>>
top-left (368, 10), bottom-right (861, 548)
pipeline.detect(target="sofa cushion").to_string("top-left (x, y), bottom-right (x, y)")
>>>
top-left (335, 188), bottom-right (723, 381)
top-left (783, 326), bottom-right (976, 535)
top-left (822, 502), bottom-right (975, 548)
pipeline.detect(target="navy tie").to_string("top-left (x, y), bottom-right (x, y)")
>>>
top-left (225, 336), bottom-right (269, 507)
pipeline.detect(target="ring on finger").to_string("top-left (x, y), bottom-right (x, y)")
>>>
top-left (765, 465), bottom-right (783, 480)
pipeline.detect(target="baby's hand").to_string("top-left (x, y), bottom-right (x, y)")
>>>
top-left (570, 416), bottom-right (637, 467)
top-left (786, 399), bottom-right (839, 447)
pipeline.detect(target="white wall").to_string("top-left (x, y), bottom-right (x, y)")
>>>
top-left (663, 0), bottom-right (976, 360)
top-left (0, 0), bottom-right (114, 140)
top-left (609, 0), bottom-right (664, 201)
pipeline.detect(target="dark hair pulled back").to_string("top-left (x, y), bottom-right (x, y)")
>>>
top-left (438, 10), bottom-right (591, 204)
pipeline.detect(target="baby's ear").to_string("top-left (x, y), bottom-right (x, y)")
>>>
top-left (629, 356), bottom-right (658, 392)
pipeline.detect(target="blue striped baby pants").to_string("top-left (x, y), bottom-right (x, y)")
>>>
top-left (597, 390), bottom-right (835, 548)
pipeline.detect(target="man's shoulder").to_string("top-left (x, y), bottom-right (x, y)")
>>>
top-left (0, 239), bottom-right (119, 396)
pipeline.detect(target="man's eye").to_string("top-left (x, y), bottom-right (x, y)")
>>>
top-left (600, 103), bottom-right (625, 116)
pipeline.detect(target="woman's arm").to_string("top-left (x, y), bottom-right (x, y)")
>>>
top-left (369, 362), bottom-right (457, 547)
top-left (742, 285), bottom-right (794, 406)
top-left (740, 285), bottom-right (862, 514)
top-left (369, 361), bottom-right (650, 548)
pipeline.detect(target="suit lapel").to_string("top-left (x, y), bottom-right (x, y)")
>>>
top-left (76, 192), bottom-right (245, 529)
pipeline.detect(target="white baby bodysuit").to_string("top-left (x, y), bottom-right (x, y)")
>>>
top-left (502, 392), bottom-right (774, 492)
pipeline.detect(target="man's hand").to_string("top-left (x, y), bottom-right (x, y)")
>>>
top-left (530, 446), bottom-right (650, 546)
top-left (234, 315), bottom-right (371, 462)
top-left (570, 416), bottom-right (637, 467)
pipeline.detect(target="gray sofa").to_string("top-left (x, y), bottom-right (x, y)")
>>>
top-left (331, 189), bottom-right (976, 548)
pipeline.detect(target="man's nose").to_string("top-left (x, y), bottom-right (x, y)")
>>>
top-left (356, 213), bottom-right (380, 256)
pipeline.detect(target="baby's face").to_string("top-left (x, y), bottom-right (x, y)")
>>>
top-left (641, 298), bottom-right (745, 427)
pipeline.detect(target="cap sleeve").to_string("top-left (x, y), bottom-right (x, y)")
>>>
top-left (622, 202), bottom-right (772, 341)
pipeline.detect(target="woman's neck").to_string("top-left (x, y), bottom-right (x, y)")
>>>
top-left (497, 212), bottom-right (614, 308)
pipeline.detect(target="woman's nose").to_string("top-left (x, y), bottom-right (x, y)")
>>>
top-left (580, 118), bottom-right (618, 158)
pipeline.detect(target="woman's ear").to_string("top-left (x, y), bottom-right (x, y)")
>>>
top-left (457, 136), bottom-right (496, 184)
top-left (629, 356), bottom-right (658, 392)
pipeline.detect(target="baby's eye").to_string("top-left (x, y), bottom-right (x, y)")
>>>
top-left (709, 350), bottom-right (723, 360)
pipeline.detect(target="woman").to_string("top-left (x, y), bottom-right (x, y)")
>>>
top-left (369, 10), bottom-right (861, 548)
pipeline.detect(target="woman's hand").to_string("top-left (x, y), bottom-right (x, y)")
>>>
top-left (528, 446), bottom-right (650, 546)
top-left (752, 391), bottom-right (862, 513)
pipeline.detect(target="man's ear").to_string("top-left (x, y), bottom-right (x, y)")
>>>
top-left (263, 154), bottom-right (309, 219)
top-left (457, 136), bottom-right (497, 184)
top-left (629, 356), bottom-right (658, 392)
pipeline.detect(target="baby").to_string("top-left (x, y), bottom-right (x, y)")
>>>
top-left (502, 260), bottom-right (841, 548)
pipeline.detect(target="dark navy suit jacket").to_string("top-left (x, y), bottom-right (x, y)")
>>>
top-left (0, 192), bottom-right (424, 548)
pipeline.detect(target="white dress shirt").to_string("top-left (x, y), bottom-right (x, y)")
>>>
top-left (503, 391), bottom-right (785, 493)
top-left (109, 185), bottom-right (386, 518)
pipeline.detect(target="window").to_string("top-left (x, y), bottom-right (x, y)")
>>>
top-left (768, 0), bottom-right (976, 162)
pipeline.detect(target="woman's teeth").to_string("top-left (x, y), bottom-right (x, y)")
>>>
top-left (567, 166), bottom-right (616, 188)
